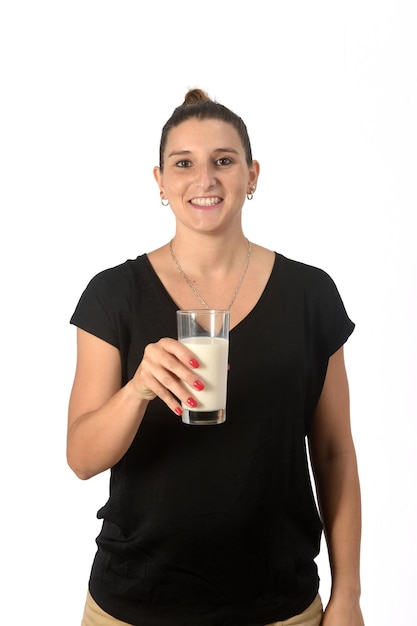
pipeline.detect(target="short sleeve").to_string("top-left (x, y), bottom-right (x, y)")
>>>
top-left (309, 268), bottom-right (355, 358)
top-left (70, 266), bottom-right (130, 348)
top-left (298, 263), bottom-right (355, 422)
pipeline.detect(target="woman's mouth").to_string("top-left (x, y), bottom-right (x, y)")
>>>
top-left (189, 196), bottom-right (223, 208)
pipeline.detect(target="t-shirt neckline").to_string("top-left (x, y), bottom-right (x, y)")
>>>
top-left (142, 252), bottom-right (281, 334)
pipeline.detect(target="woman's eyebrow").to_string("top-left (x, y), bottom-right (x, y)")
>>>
top-left (213, 147), bottom-right (240, 154)
top-left (167, 149), bottom-right (192, 158)
top-left (167, 147), bottom-right (240, 158)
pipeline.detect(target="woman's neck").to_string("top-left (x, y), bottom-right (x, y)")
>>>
top-left (169, 231), bottom-right (249, 277)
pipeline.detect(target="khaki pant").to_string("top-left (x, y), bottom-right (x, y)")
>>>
top-left (82, 590), bottom-right (323, 626)
top-left (266, 594), bottom-right (323, 625)
top-left (82, 593), bottom-right (132, 626)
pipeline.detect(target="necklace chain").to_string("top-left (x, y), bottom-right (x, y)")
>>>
top-left (169, 238), bottom-right (252, 310)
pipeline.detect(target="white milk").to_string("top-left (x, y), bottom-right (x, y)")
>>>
top-left (180, 336), bottom-right (229, 411)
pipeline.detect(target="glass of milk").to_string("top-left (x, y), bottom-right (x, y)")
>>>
top-left (177, 309), bottom-right (230, 425)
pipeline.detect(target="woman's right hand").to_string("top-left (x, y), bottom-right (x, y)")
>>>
top-left (131, 337), bottom-right (204, 416)
top-left (67, 330), bottom-right (204, 479)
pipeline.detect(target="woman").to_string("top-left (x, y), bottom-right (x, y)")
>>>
top-left (68, 89), bottom-right (364, 625)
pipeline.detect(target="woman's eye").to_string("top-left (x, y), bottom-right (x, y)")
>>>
top-left (216, 157), bottom-right (232, 166)
top-left (175, 160), bottom-right (192, 168)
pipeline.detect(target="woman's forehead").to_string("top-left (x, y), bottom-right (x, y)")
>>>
top-left (165, 118), bottom-right (243, 151)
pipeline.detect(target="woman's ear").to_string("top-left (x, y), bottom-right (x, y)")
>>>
top-left (153, 166), bottom-right (163, 192)
top-left (249, 160), bottom-right (260, 187)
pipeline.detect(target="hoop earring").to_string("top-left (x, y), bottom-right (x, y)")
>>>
top-left (161, 198), bottom-right (169, 206)
top-left (246, 184), bottom-right (256, 201)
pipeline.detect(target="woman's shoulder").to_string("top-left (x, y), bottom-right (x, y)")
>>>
top-left (85, 254), bottom-right (150, 287)
top-left (274, 252), bottom-right (336, 286)
top-left (251, 244), bottom-right (330, 280)
top-left (71, 255), bottom-right (151, 331)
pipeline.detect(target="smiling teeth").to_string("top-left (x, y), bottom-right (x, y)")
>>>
top-left (190, 197), bottom-right (222, 206)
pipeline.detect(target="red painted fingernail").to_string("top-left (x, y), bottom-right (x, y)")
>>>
top-left (189, 358), bottom-right (199, 368)
top-left (187, 397), bottom-right (198, 408)
top-left (193, 380), bottom-right (205, 391)
top-left (174, 406), bottom-right (183, 416)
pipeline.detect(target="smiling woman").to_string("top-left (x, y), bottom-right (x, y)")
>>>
top-left (153, 116), bottom-right (259, 240)
top-left (68, 88), bottom-right (364, 626)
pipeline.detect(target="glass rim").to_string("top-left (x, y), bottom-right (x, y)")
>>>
top-left (176, 309), bottom-right (230, 315)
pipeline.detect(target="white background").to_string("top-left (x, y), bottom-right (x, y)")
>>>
top-left (1, 1), bottom-right (416, 624)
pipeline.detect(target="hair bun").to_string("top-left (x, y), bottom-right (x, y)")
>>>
top-left (183, 88), bottom-right (210, 105)
top-left (158, 87), bottom-right (253, 169)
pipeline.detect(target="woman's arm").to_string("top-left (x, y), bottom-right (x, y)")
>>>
top-left (308, 346), bottom-right (365, 625)
top-left (67, 328), bottom-right (203, 480)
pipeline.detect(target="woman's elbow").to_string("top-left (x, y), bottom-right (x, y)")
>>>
top-left (66, 445), bottom-right (97, 481)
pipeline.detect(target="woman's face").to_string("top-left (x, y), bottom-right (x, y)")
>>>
top-left (154, 118), bottom-right (259, 235)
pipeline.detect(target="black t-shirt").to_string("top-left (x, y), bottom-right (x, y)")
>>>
top-left (70, 253), bottom-right (354, 626)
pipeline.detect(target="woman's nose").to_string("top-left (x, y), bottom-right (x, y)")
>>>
top-left (195, 163), bottom-right (216, 188)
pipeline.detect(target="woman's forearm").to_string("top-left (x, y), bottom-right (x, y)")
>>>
top-left (67, 380), bottom-right (149, 480)
top-left (314, 448), bottom-right (362, 600)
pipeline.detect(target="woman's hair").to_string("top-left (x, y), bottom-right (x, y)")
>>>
top-left (158, 88), bottom-right (253, 170)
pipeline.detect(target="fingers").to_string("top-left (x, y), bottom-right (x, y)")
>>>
top-left (133, 338), bottom-right (204, 415)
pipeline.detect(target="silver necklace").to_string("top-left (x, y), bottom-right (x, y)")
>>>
top-left (169, 238), bottom-right (252, 310)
